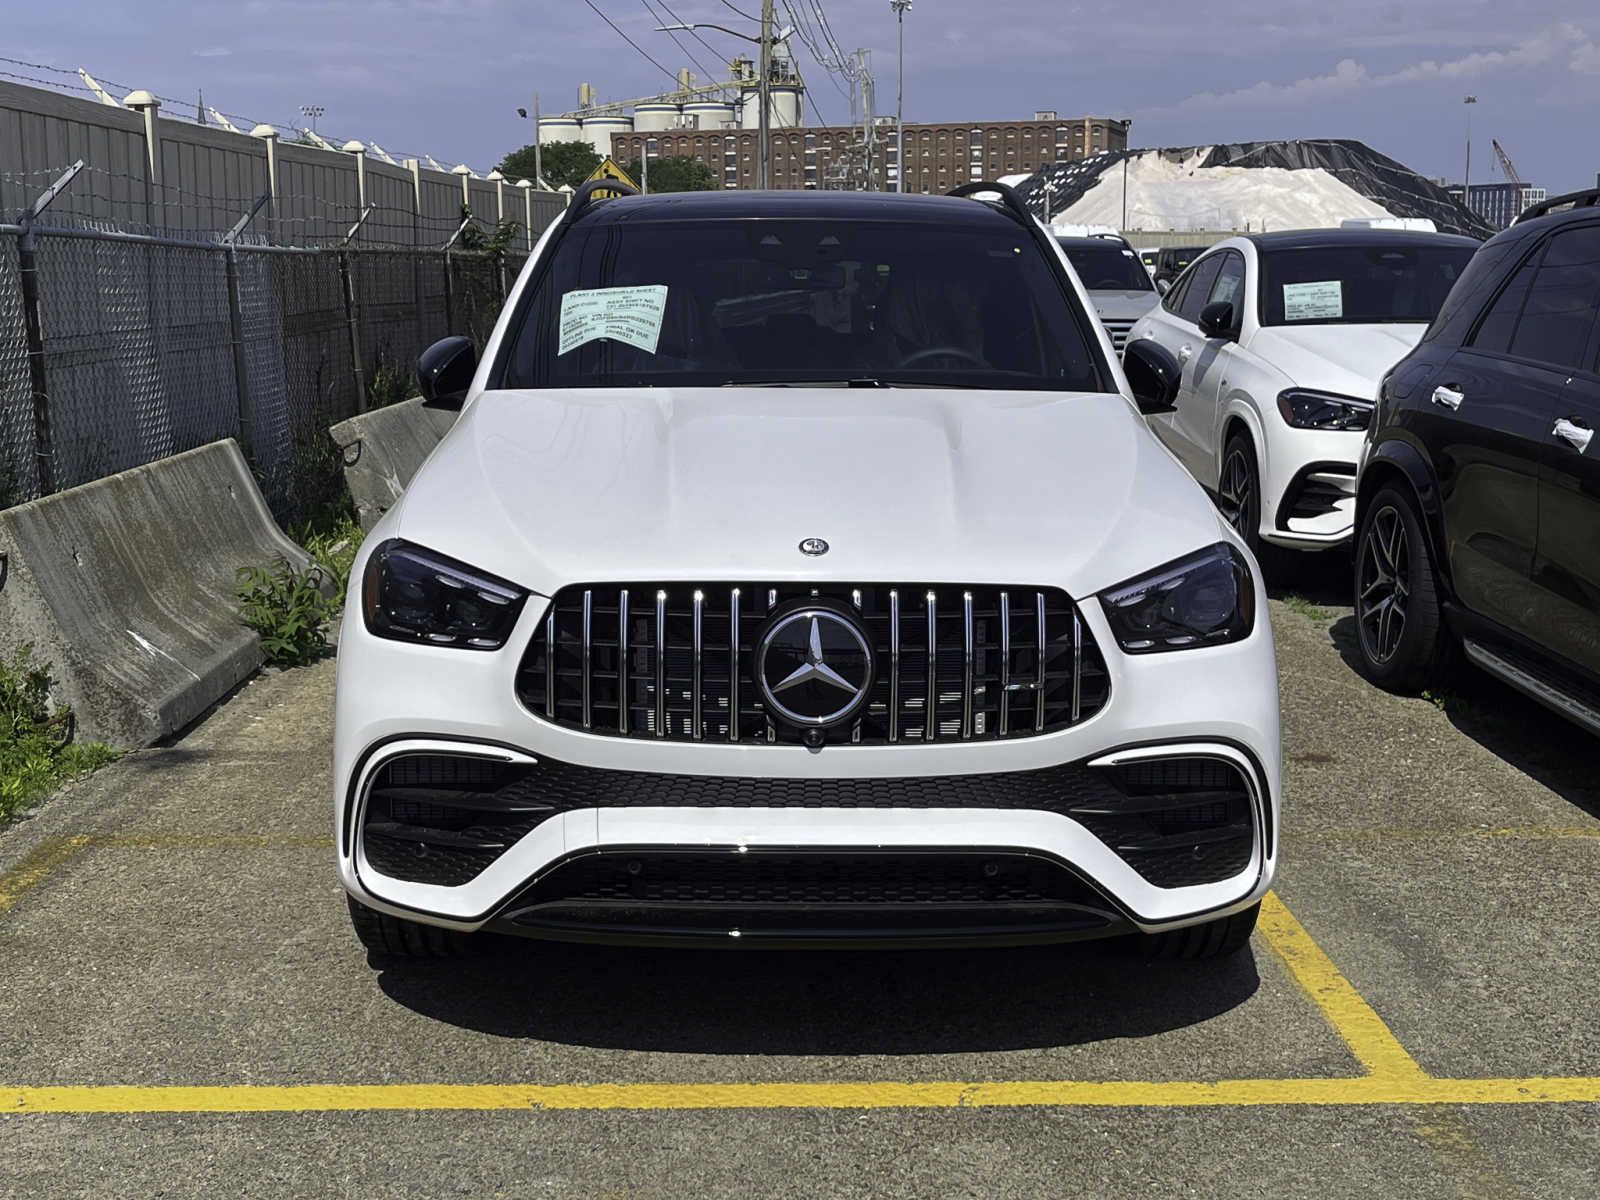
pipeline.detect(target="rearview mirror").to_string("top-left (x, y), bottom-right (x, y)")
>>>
top-left (417, 336), bottom-right (477, 411)
top-left (1199, 300), bottom-right (1235, 340)
top-left (1123, 338), bottom-right (1181, 415)
top-left (1155, 278), bottom-right (1171, 295)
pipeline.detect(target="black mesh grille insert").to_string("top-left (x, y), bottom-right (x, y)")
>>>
top-left (357, 751), bottom-right (1257, 891)
top-left (515, 582), bottom-right (1109, 746)
top-left (516, 852), bottom-right (1100, 907)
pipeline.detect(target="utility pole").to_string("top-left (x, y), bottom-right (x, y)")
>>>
top-left (891, 1), bottom-right (911, 193)
top-left (758, 0), bottom-right (774, 189)
top-left (1462, 95), bottom-right (1476, 213)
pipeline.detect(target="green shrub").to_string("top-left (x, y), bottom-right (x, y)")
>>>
top-left (0, 645), bottom-right (117, 823)
top-left (236, 559), bottom-right (337, 668)
top-left (289, 509), bottom-right (364, 609)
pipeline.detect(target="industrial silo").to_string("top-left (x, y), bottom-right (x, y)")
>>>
top-left (632, 102), bottom-right (682, 132)
top-left (582, 113), bottom-right (634, 158)
top-left (739, 86), bottom-right (803, 130)
top-left (538, 116), bottom-right (583, 146)
top-left (683, 100), bottom-right (736, 130)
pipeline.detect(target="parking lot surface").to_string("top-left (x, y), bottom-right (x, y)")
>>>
top-left (3, 576), bottom-right (1598, 1198)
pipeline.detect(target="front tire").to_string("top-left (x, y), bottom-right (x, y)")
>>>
top-left (346, 894), bottom-right (473, 959)
top-left (1354, 485), bottom-right (1453, 692)
top-left (1137, 902), bottom-right (1259, 960)
top-left (1218, 434), bottom-right (1266, 561)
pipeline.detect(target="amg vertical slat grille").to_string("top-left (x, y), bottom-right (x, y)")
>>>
top-left (517, 583), bottom-right (1110, 745)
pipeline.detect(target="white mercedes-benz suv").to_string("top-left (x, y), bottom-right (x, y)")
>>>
top-left (334, 182), bottom-right (1280, 961)
top-left (1125, 229), bottom-right (1478, 560)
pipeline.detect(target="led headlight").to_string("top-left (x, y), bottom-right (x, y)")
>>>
top-left (1276, 388), bottom-right (1374, 431)
top-left (1099, 543), bottom-right (1255, 654)
top-left (361, 539), bottom-right (528, 650)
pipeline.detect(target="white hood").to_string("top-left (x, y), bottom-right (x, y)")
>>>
top-left (1246, 323), bottom-right (1425, 400)
top-left (395, 388), bottom-right (1230, 599)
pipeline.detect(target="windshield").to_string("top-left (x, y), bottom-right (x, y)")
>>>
top-left (1260, 242), bottom-right (1476, 326)
top-left (500, 217), bottom-right (1108, 391)
top-left (1058, 241), bottom-right (1153, 292)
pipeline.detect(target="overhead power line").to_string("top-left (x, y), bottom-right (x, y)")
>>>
top-left (582, 0), bottom-right (681, 86)
top-left (639, 0), bottom-right (719, 85)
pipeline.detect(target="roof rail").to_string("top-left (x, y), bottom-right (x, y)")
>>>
top-left (947, 180), bottom-right (1035, 226)
top-left (559, 178), bottom-right (641, 229)
top-left (1514, 187), bottom-right (1600, 225)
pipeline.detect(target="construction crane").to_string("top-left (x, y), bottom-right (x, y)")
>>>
top-left (1491, 139), bottom-right (1524, 187)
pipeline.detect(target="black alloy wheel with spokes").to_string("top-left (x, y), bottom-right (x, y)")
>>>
top-left (1359, 504), bottom-right (1410, 663)
top-left (1218, 434), bottom-right (1262, 557)
top-left (1353, 485), bottom-right (1452, 691)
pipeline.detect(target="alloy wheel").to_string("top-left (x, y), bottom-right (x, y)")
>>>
top-left (1217, 448), bottom-right (1253, 538)
top-left (1359, 504), bottom-right (1411, 664)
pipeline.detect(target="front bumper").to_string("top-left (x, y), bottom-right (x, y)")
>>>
top-left (335, 582), bottom-right (1281, 943)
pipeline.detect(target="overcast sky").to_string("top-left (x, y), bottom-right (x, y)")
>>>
top-left (10, 1), bottom-right (1598, 193)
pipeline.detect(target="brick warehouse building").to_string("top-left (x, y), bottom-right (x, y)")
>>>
top-left (611, 112), bottom-right (1130, 191)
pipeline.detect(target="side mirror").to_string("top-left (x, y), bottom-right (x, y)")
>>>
top-left (1123, 338), bottom-right (1181, 416)
top-left (1199, 300), bottom-right (1235, 339)
top-left (417, 336), bottom-right (477, 411)
top-left (1156, 278), bottom-right (1171, 295)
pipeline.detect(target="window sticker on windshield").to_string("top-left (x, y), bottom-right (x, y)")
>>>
top-left (558, 285), bottom-right (669, 356)
top-left (1282, 280), bottom-right (1343, 321)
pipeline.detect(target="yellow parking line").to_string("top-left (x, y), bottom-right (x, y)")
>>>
top-left (6, 1075), bottom-right (1600, 1114)
top-left (0, 835), bottom-right (92, 918)
top-left (1256, 892), bottom-right (1425, 1080)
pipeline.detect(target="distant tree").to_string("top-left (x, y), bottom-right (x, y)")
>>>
top-left (622, 155), bottom-right (717, 193)
top-left (497, 140), bottom-right (599, 190)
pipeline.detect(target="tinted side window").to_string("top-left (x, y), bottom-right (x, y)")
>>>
top-left (1162, 265), bottom-right (1194, 315)
top-left (1177, 255), bottom-right (1224, 323)
top-left (1208, 251), bottom-right (1246, 311)
top-left (1470, 246), bottom-right (1541, 355)
top-left (1509, 225), bottom-right (1600, 370)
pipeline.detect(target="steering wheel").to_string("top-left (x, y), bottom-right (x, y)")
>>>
top-left (897, 345), bottom-right (987, 369)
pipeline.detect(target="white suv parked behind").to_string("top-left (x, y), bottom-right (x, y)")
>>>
top-left (1125, 229), bottom-right (1478, 558)
top-left (334, 183), bottom-right (1280, 962)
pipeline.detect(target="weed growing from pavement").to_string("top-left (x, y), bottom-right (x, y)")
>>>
top-left (0, 645), bottom-right (117, 823)
top-left (366, 359), bottom-right (416, 409)
top-left (1282, 594), bottom-right (1332, 621)
top-left (290, 501), bottom-right (363, 608)
top-left (236, 559), bottom-right (338, 668)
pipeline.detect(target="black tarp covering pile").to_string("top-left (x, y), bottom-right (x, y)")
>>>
top-left (1011, 140), bottom-right (1494, 239)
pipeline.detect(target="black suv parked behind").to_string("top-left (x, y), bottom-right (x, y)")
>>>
top-left (1355, 189), bottom-right (1600, 731)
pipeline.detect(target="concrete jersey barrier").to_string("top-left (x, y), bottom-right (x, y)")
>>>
top-left (0, 439), bottom-right (308, 749)
top-left (330, 398), bottom-right (457, 532)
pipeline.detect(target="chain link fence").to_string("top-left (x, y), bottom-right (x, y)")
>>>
top-left (0, 220), bottom-right (528, 520)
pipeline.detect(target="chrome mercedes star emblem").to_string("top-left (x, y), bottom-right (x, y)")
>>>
top-left (754, 607), bottom-right (873, 728)
top-left (798, 537), bottom-right (829, 557)
top-left (773, 617), bottom-right (860, 699)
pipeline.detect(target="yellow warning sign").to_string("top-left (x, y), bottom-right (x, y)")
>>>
top-left (586, 157), bottom-right (639, 190)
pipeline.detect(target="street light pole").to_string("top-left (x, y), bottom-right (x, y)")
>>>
top-left (891, 1), bottom-right (910, 193)
top-left (758, 0), bottom-right (774, 189)
top-left (1463, 95), bottom-right (1476, 213)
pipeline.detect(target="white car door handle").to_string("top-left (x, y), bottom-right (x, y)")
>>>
top-left (1554, 417), bottom-right (1593, 454)
top-left (1431, 385), bottom-right (1464, 410)
top-left (1178, 345), bottom-right (1193, 362)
